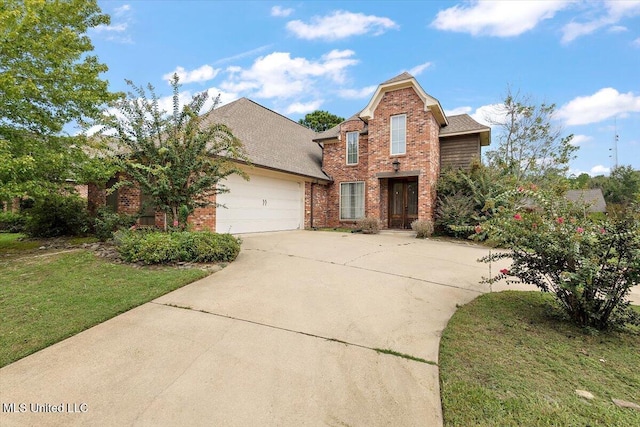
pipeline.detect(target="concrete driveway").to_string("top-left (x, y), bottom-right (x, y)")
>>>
top-left (1, 231), bottom-right (637, 426)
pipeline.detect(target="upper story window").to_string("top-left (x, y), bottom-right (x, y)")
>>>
top-left (390, 114), bottom-right (406, 155)
top-left (346, 131), bottom-right (359, 165)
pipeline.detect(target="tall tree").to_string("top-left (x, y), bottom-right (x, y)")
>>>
top-left (100, 75), bottom-right (248, 226)
top-left (0, 0), bottom-right (116, 200)
top-left (298, 110), bottom-right (344, 132)
top-left (484, 88), bottom-right (577, 183)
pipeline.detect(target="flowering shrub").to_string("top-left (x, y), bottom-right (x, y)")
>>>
top-left (479, 188), bottom-right (640, 330)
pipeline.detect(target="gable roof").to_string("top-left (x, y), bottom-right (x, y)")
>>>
top-left (565, 189), bottom-right (607, 212)
top-left (201, 98), bottom-right (329, 181)
top-left (440, 114), bottom-right (491, 146)
top-left (359, 72), bottom-right (448, 126)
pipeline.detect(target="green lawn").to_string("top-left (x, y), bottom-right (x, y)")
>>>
top-left (0, 243), bottom-right (208, 367)
top-left (439, 291), bottom-right (640, 426)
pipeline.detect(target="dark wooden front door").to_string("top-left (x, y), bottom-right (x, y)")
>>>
top-left (389, 179), bottom-right (418, 229)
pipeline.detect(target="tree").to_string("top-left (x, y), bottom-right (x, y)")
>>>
top-left (298, 110), bottom-right (344, 132)
top-left (0, 0), bottom-right (116, 201)
top-left (601, 165), bottom-right (640, 207)
top-left (484, 88), bottom-right (577, 183)
top-left (100, 75), bottom-right (248, 227)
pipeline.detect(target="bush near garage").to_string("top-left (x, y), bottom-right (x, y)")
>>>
top-left (115, 229), bottom-right (241, 264)
top-left (93, 207), bottom-right (138, 241)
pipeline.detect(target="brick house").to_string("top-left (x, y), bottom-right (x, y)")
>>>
top-left (92, 72), bottom-right (490, 233)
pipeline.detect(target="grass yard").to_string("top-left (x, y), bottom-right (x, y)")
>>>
top-left (439, 291), bottom-right (640, 426)
top-left (0, 242), bottom-right (207, 367)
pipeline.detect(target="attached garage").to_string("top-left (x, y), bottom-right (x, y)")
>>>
top-left (216, 172), bottom-right (304, 234)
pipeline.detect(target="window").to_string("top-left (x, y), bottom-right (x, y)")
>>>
top-left (346, 131), bottom-right (358, 165)
top-left (340, 182), bottom-right (365, 220)
top-left (390, 114), bottom-right (406, 155)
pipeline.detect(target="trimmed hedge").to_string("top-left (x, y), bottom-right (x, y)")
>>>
top-left (116, 230), bottom-right (241, 264)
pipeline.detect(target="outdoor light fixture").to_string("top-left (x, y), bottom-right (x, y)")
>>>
top-left (392, 159), bottom-right (400, 172)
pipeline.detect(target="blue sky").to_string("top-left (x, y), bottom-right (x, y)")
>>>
top-left (89, 1), bottom-right (640, 176)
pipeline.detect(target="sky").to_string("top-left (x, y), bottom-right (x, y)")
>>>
top-left (88, 0), bottom-right (640, 177)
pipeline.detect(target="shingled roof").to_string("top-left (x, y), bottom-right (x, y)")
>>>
top-left (565, 189), bottom-right (607, 212)
top-left (201, 98), bottom-right (329, 181)
top-left (440, 114), bottom-right (491, 146)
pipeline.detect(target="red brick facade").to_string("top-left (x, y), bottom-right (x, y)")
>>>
top-left (320, 86), bottom-right (441, 229)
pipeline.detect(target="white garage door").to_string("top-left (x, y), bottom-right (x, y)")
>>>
top-left (216, 173), bottom-right (303, 234)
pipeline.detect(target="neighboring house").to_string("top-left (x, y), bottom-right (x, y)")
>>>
top-left (90, 72), bottom-right (490, 233)
top-left (565, 189), bottom-right (607, 213)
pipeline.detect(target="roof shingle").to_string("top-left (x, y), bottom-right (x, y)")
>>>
top-left (201, 98), bottom-right (328, 181)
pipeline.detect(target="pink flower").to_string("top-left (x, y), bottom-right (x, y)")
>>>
top-left (576, 227), bottom-right (584, 233)
top-left (557, 217), bottom-right (564, 224)
top-left (475, 225), bottom-right (482, 234)
top-left (600, 228), bottom-right (606, 234)
top-left (173, 220), bottom-right (179, 227)
top-left (517, 186), bottom-right (525, 193)
top-left (500, 269), bottom-right (509, 275)
top-left (514, 214), bottom-right (522, 221)
top-left (530, 184), bottom-right (538, 191)
top-left (532, 223), bottom-right (538, 229)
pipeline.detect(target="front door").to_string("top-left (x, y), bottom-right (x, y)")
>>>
top-left (389, 179), bottom-right (418, 229)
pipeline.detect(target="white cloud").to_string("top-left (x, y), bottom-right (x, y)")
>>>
top-left (608, 25), bottom-right (628, 33)
top-left (286, 10), bottom-right (398, 40)
top-left (471, 103), bottom-right (506, 126)
top-left (444, 106), bottom-right (472, 116)
top-left (408, 62), bottom-right (432, 76)
top-left (340, 85), bottom-right (377, 100)
top-left (569, 134), bottom-right (592, 146)
top-left (271, 5), bottom-right (293, 17)
top-left (162, 65), bottom-right (220, 84)
top-left (561, 0), bottom-right (640, 43)
top-left (556, 88), bottom-right (640, 126)
top-left (633, 37), bottom-right (640, 47)
top-left (286, 100), bottom-right (323, 115)
top-left (221, 50), bottom-right (358, 99)
top-left (431, 0), bottom-right (570, 37)
top-left (93, 23), bottom-right (127, 33)
top-left (214, 45), bottom-right (273, 65)
top-left (590, 165), bottom-right (610, 176)
top-left (92, 4), bottom-right (134, 43)
top-left (114, 4), bottom-right (131, 16)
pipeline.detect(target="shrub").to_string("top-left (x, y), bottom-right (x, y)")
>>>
top-left (480, 189), bottom-right (640, 330)
top-left (0, 212), bottom-right (27, 233)
top-left (357, 216), bottom-right (381, 234)
top-left (435, 163), bottom-right (514, 237)
top-left (411, 219), bottom-right (434, 238)
top-left (25, 194), bottom-right (90, 237)
top-left (93, 207), bottom-right (138, 241)
top-left (435, 192), bottom-right (475, 237)
top-left (116, 230), bottom-right (241, 264)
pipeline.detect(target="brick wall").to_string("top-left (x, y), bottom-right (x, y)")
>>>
top-left (188, 193), bottom-right (216, 231)
top-left (305, 182), bottom-right (328, 228)
top-left (87, 184), bottom-right (106, 216)
top-left (320, 86), bottom-right (439, 228)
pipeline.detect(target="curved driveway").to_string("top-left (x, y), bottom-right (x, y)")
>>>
top-left (0, 230), bottom-right (600, 426)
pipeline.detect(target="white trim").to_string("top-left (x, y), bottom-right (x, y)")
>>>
top-left (359, 77), bottom-right (448, 126)
top-left (390, 114), bottom-right (406, 155)
top-left (339, 181), bottom-right (365, 221)
top-left (346, 131), bottom-right (359, 165)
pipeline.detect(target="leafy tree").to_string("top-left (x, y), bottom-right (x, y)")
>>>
top-left (484, 88), bottom-right (577, 183)
top-left (601, 165), bottom-right (640, 207)
top-left (100, 75), bottom-right (248, 227)
top-left (0, 0), bottom-right (116, 200)
top-left (298, 110), bottom-right (344, 132)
